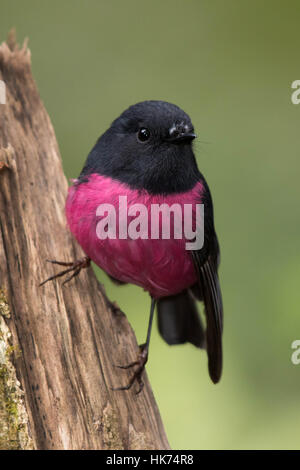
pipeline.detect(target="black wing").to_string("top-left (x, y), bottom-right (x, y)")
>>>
top-left (191, 179), bottom-right (223, 383)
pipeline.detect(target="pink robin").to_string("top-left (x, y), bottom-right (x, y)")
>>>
top-left (41, 101), bottom-right (223, 393)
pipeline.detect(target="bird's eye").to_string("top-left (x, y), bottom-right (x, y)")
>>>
top-left (137, 127), bottom-right (150, 142)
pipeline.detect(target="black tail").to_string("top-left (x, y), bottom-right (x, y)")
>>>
top-left (157, 290), bottom-right (205, 348)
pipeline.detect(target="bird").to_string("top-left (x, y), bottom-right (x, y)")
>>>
top-left (40, 100), bottom-right (223, 393)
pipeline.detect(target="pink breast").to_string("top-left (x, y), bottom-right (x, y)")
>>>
top-left (65, 174), bottom-right (203, 298)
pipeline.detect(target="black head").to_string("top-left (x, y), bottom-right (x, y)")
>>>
top-left (80, 100), bottom-right (201, 194)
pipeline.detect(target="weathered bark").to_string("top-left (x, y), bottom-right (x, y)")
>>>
top-left (0, 32), bottom-right (169, 450)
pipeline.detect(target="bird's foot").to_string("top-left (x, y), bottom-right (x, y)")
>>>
top-left (112, 343), bottom-right (148, 394)
top-left (39, 256), bottom-right (91, 286)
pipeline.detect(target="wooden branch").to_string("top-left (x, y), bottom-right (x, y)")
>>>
top-left (0, 33), bottom-right (169, 450)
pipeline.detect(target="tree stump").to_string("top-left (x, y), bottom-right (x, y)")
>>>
top-left (0, 32), bottom-right (169, 450)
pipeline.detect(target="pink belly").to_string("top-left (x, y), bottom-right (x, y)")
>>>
top-left (66, 174), bottom-right (203, 298)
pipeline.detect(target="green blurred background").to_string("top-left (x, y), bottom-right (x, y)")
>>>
top-left (1, 0), bottom-right (300, 450)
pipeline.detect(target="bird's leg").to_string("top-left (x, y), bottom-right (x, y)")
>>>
top-left (112, 297), bottom-right (156, 394)
top-left (39, 256), bottom-right (91, 286)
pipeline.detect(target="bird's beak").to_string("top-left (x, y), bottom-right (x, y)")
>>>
top-left (166, 131), bottom-right (197, 144)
